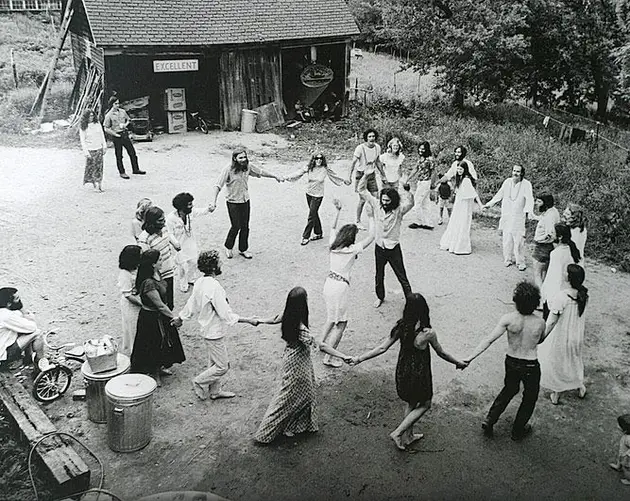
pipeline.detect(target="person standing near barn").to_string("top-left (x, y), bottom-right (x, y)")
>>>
top-left (79, 109), bottom-right (107, 193)
top-left (209, 149), bottom-right (283, 259)
top-left (483, 165), bottom-right (534, 271)
top-left (103, 96), bottom-right (146, 179)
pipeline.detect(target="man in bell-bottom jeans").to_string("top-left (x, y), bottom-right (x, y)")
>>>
top-left (464, 281), bottom-right (547, 441)
top-left (172, 250), bottom-right (258, 400)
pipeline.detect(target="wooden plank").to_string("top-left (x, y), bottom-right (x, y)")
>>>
top-left (0, 373), bottom-right (91, 495)
top-left (253, 102), bottom-right (284, 132)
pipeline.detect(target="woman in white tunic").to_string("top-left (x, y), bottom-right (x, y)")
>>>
top-left (539, 264), bottom-right (588, 405)
top-left (541, 223), bottom-right (581, 319)
top-left (321, 199), bottom-right (374, 367)
top-left (439, 161), bottom-right (483, 255)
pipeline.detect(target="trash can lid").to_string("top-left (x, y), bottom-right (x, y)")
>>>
top-left (81, 353), bottom-right (130, 380)
top-left (105, 373), bottom-right (157, 400)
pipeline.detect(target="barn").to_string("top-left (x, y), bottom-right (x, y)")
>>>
top-left (66, 0), bottom-right (360, 130)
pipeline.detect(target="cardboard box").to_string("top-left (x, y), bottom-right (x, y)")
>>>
top-left (167, 111), bottom-right (187, 133)
top-left (163, 88), bottom-right (186, 111)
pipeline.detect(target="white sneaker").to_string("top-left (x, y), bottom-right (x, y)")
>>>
top-left (225, 248), bottom-right (233, 259)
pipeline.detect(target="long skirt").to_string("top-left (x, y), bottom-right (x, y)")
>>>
top-left (255, 343), bottom-right (318, 443)
top-left (131, 309), bottom-right (185, 374)
top-left (83, 149), bottom-right (104, 184)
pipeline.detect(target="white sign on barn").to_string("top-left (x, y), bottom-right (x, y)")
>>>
top-left (153, 59), bottom-right (199, 73)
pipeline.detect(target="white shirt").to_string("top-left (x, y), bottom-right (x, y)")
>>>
top-left (79, 122), bottom-right (107, 154)
top-left (165, 208), bottom-right (210, 263)
top-left (177, 276), bottom-right (239, 340)
top-left (0, 309), bottom-right (37, 361)
top-left (353, 143), bottom-right (381, 174)
top-left (487, 178), bottom-right (534, 233)
top-left (446, 159), bottom-right (478, 180)
top-left (379, 152), bottom-right (405, 183)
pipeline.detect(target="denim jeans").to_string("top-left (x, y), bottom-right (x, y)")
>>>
top-left (303, 194), bottom-right (323, 239)
top-left (112, 132), bottom-right (139, 174)
top-left (225, 201), bottom-right (250, 252)
top-left (486, 355), bottom-right (540, 435)
top-left (374, 243), bottom-right (412, 300)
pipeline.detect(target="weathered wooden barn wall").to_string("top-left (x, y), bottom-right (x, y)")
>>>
top-left (219, 48), bottom-right (282, 130)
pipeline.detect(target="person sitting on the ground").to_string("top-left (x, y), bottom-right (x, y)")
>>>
top-left (610, 413), bottom-right (630, 485)
top-left (0, 287), bottom-right (44, 370)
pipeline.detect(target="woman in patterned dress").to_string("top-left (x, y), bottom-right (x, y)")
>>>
top-left (350, 293), bottom-right (467, 450)
top-left (79, 109), bottom-right (107, 192)
top-left (254, 287), bottom-right (352, 444)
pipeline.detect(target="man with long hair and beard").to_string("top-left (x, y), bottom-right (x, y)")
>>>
top-left (209, 149), bottom-right (283, 260)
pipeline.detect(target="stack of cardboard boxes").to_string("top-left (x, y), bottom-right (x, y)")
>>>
top-left (163, 88), bottom-right (187, 133)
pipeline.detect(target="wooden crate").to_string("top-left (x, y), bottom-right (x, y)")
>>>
top-left (167, 111), bottom-right (187, 133)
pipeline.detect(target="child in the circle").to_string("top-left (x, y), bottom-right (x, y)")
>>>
top-left (610, 413), bottom-right (630, 485)
top-left (437, 180), bottom-right (453, 225)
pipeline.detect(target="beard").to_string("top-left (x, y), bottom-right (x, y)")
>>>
top-left (9, 300), bottom-right (23, 311)
top-left (234, 159), bottom-right (249, 172)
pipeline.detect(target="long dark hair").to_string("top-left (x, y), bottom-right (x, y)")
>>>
top-left (418, 141), bottom-right (432, 157)
top-left (330, 224), bottom-right (358, 250)
top-left (391, 293), bottom-right (432, 343)
top-left (142, 206), bottom-right (165, 235)
top-left (80, 109), bottom-right (97, 131)
top-left (281, 287), bottom-right (309, 345)
top-left (308, 153), bottom-right (327, 171)
top-left (567, 264), bottom-right (588, 317)
top-left (555, 223), bottom-right (581, 264)
top-left (455, 160), bottom-right (476, 188)
top-left (135, 249), bottom-right (160, 291)
top-left (537, 193), bottom-right (555, 212)
top-left (231, 149), bottom-right (248, 172)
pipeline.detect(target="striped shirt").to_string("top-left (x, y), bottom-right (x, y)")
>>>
top-left (137, 230), bottom-right (175, 279)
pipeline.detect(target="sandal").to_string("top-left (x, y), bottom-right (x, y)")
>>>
top-left (301, 239), bottom-right (309, 246)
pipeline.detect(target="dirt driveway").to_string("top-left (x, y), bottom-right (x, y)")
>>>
top-left (1, 131), bottom-right (629, 501)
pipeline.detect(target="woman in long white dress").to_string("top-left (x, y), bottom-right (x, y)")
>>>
top-left (320, 199), bottom-right (374, 367)
top-left (538, 264), bottom-right (588, 405)
top-left (562, 203), bottom-right (587, 267)
top-left (439, 161), bottom-right (483, 255)
top-left (541, 223), bottom-right (581, 319)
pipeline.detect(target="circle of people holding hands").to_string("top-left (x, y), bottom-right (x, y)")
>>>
top-left (6, 126), bottom-right (625, 483)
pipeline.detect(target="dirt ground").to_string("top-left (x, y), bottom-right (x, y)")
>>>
top-left (1, 131), bottom-right (629, 501)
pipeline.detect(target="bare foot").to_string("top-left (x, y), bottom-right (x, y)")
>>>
top-left (210, 390), bottom-right (236, 400)
top-left (389, 432), bottom-right (406, 451)
top-left (610, 463), bottom-right (622, 471)
top-left (192, 381), bottom-right (208, 401)
top-left (153, 373), bottom-right (162, 387)
top-left (406, 433), bottom-right (424, 446)
top-left (621, 479), bottom-right (630, 485)
top-left (578, 385), bottom-right (587, 398)
top-left (373, 298), bottom-right (384, 308)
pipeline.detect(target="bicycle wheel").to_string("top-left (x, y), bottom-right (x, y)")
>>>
top-left (199, 118), bottom-right (209, 134)
top-left (33, 366), bottom-right (72, 403)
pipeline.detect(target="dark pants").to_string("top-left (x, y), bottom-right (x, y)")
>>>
top-left (486, 355), bottom-right (540, 435)
top-left (164, 277), bottom-right (174, 310)
top-left (303, 194), bottom-right (323, 239)
top-left (225, 201), bottom-right (250, 252)
top-left (374, 243), bottom-right (412, 300)
top-left (112, 132), bottom-right (140, 174)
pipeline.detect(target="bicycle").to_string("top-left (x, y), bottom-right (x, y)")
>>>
top-left (187, 110), bottom-right (210, 134)
top-left (32, 331), bottom-right (85, 403)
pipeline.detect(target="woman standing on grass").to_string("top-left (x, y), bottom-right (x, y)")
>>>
top-left (439, 161), bottom-right (483, 255)
top-left (320, 199), bottom-right (374, 367)
top-left (131, 249), bottom-right (185, 385)
top-left (254, 286), bottom-right (352, 444)
top-left (349, 293), bottom-right (467, 450)
top-left (117, 245), bottom-right (142, 356)
top-left (538, 264), bottom-right (588, 405)
top-left (563, 203), bottom-right (587, 267)
top-left (283, 153), bottom-right (350, 246)
top-left (79, 109), bottom-right (107, 193)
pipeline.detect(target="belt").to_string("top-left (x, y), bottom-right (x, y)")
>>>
top-left (328, 271), bottom-right (349, 285)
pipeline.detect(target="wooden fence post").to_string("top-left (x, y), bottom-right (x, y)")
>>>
top-left (355, 77), bottom-right (358, 101)
top-left (10, 49), bottom-right (18, 89)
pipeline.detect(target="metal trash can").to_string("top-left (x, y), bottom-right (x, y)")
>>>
top-left (240, 109), bottom-right (258, 132)
top-left (81, 354), bottom-right (130, 423)
top-left (105, 373), bottom-right (157, 452)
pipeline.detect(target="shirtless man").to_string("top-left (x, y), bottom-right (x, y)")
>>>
top-left (464, 281), bottom-right (546, 441)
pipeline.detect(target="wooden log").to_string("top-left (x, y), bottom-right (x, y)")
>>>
top-left (0, 373), bottom-right (91, 496)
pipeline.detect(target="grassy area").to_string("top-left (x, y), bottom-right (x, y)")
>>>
top-left (0, 12), bottom-right (75, 133)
